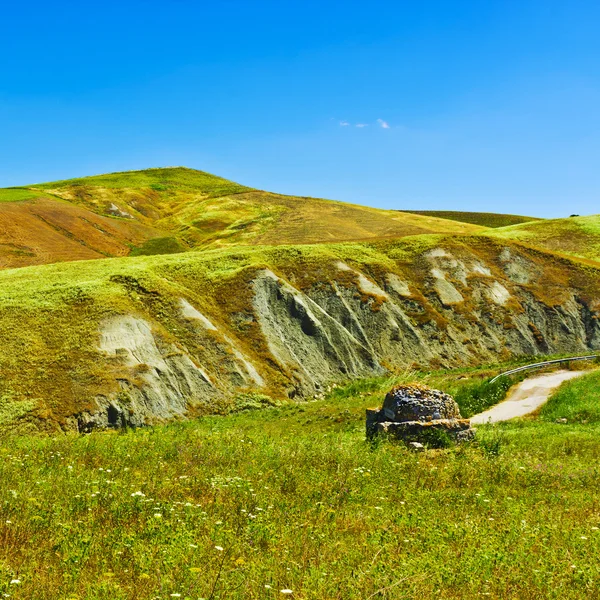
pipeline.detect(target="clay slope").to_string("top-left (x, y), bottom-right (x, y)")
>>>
top-left (1, 236), bottom-right (599, 434)
top-left (0, 167), bottom-right (485, 268)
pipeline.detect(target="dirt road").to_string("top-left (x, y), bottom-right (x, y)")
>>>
top-left (470, 370), bottom-right (587, 425)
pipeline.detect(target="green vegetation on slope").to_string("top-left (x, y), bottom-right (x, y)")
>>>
top-left (486, 214), bottom-right (600, 262)
top-left (129, 236), bottom-right (187, 257)
top-left (400, 210), bottom-right (540, 228)
top-left (1, 370), bottom-right (599, 599)
top-left (0, 188), bottom-right (42, 202)
top-left (540, 369), bottom-right (600, 423)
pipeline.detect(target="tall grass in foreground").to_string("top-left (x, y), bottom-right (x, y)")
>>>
top-left (1, 371), bottom-right (600, 599)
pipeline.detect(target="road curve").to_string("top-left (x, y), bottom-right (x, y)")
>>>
top-left (470, 370), bottom-right (588, 425)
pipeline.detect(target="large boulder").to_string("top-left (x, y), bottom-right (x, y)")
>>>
top-left (381, 384), bottom-right (460, 422)
top-left (367, 383), bottom-right (474, 445)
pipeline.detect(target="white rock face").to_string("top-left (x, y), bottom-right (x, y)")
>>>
top-left (429, 268), bottom-right (464, 305)
top-left (426, 248), bottom-right (450, 258)
top-left (433, 277), bottom-right (464, 305)
top-left (179, 298), bottom-right (263, 386)
top-left (179, 298), bottom-right (217, 330)
top-left (253, 269), bottom-right (382, 393)
top-left (386, 273), bottom-right (411, 297)
top-left (337, 262), bottom-right (388, 298)
top-left (486, 281), bottom-right (511, 306)
top-left (470, 262), bottom-right (492, 276)
top-left (223, 334), bottom-right (265, 387)
top-left (84, 316), bottom-right (214, 430)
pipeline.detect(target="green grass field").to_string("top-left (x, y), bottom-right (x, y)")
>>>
top-left (399, 210), bottom-right (541, 228)
top-left (0, 188), bottom-right (42, 202)
top-left (540, 369), bottom-right (600, 423)
top-left (1, 368), bottom-right (599, 599)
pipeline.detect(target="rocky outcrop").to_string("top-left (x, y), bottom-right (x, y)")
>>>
top-left (366, 384), bottom-right (474, 444)
top-left (77, 316), bottom-right (217, 430)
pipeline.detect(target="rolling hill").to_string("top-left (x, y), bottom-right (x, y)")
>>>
top-left (485, 214), bottom-right (600, 262)
top-left (399, 210), bottom-right (541, 228)
top-left (0, 167), bottom-right (485, 269)
top-left (1, 166), bottom-right (600, 435)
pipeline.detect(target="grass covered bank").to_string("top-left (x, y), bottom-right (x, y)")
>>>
top-left (1, 372), bottom-right (600, 599)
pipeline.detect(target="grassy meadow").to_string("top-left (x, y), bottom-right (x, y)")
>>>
top-left (1, 368), bottom-right (600, 599)
top-left (487, 214), bottom-right (600, 262)
top-left (0, 188), bottom-right (42, 203)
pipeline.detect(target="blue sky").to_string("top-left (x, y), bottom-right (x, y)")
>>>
top-left (1, 0), bottom-right (599, 217)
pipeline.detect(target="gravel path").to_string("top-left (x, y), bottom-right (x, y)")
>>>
top-left (470, 370), bottom-right (587, 425)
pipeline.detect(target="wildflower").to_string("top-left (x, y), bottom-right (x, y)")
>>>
top-left (154, 513), bottom-right (162, 518)
top-left (170, 595), bottom-right (181, 598)
top-left (265, 584), bottom-right (272, 589)
top-left (189, 544), bottom-right (198, 549)
top-left (131, 491), bottom-right (145, 497)
top-left (580, 536), bottom-right (588, 540)
top-left (9, 580), bottom-right (20, 585)
top-left (280, 590), bottom-right (293, 595)
top-left (215, 546), bottom-right (224, 552)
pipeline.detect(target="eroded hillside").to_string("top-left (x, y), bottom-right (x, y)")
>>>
top-left (1, 236), bottom-right (599, 434)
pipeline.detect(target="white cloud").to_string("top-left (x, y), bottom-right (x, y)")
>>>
top-left (377, 119), bottom-right (390, 129)
top-left (339, 120), bottom-right (350, 126)
top-left (355, 123), bottom-right (368, 128)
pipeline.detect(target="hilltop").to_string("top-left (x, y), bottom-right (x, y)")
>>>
top-left (0, 167), bottom-right (484, 269)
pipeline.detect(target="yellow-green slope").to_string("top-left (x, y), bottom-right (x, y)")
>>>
top-left (400, 210), bottom-right (541, 228)
top-left (0, 167), bottom-right (487, 269)
top-left (485, 214), bottom-right (600, 262)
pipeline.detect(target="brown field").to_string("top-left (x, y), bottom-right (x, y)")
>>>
top-left (0, 196), bottom-right (164, 269)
